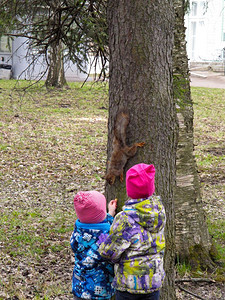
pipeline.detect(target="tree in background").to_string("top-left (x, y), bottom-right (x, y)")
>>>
top-left (0, 0), bottom-right (108, 87)
top-left (173, 0), bottom-right (215, 270)
top-left (106, 1), bottom-right (177, 299)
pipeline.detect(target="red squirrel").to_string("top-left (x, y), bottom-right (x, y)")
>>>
top-left (105, 111), bottom-right (145, 185)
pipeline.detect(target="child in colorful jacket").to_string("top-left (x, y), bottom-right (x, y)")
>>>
top-left (70, 190), bottom-right (117, 300)
top-left (99, 163), bottom-right (166, 300)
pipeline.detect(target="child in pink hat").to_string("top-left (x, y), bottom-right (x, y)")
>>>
top-left (70, 190), bottom-right (117, 300)
top-left (126, 163), bottom-right (155, 199)
top-left (99, 164), bottom-right (166, 300)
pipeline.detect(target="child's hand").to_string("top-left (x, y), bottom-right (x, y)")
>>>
top-left (108, 199), bottom-right (118, 217)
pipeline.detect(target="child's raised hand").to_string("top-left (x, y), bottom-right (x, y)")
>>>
top-left (108, 199), bottom-right (118, 217)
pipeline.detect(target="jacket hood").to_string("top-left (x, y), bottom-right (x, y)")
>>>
top-left (123, 195), bottom-right (166, 232)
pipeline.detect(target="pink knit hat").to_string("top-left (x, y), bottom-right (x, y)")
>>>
top-left (126, 163), bottom-right (155, 199)
top-left (74, 191), bottom-right (107, 223)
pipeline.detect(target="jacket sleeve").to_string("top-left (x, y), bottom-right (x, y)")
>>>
top-left (106, 213), bottom-right (114, 225)
top-left (99, 212), bottom-right (132, 263)
top-left (70, 224), bottom-right (78, 253)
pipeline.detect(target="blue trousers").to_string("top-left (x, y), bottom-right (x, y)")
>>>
top-left (116, 290), bottom-right (160, 300)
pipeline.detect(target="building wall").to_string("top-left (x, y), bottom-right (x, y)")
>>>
top-left (0, 36), bottom-right (90, 81)
top-left (12, 37), bottom-right (89, 81)
top-left (185, 0), bottom-right (225, 62)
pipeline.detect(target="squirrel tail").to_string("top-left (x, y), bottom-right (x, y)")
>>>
top-left (114, 111), bottom-right (129, 146)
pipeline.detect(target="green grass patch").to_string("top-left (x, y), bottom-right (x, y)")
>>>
top-left (208, 219), bottom-right (225, 266)
top-left (176, 261), bottom-right (192, 277)
top-left (192, 86), bottom-right (225, 272)
top-left (0, 143), bottom-right (10, 151)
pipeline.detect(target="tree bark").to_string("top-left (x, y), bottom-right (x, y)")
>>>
top-left (45, 40), bottom-right (67, 88)
top-left (173, 0), bottom-right (214, 270)
top-left (106, 1), bottom-right (177, 299)
top-left (45, 1), bottom-right (67, 88)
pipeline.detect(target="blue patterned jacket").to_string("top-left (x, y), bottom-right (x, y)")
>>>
top-left (70, 214), bottom-right (115, 299)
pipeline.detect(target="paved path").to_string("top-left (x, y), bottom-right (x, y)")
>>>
top-left (190, 70), bottom-right (225, 89)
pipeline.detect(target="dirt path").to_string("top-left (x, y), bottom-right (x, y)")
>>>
top-left (190, 70), bottom-right (225, 89)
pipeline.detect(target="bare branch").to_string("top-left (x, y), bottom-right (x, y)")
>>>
top-left (176, 284), bottom-right (206, 300)
top-left (175, 278), bottom-right (215, 283)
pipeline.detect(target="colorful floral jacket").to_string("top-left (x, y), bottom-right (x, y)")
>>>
top-left (99, 196), bottom-right (166, 294)
top-left (70, 214), bottom-right (115, 299)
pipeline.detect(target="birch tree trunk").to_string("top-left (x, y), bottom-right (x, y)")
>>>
top-left (173, 0), bottom-right (214, 270)
top-left (106, 1), bottom-right (177, 299)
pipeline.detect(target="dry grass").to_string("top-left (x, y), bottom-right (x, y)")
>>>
top-left (0, 80), bottom-right (224, 299)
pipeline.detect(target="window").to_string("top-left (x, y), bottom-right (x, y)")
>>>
top-left (191, 2), bottom-right (197, 16)
top-left (222, 0), bottom-right (225, 41)
top-left (199, 1), bottom-right (207, 15)
top-left (0, 36), bottom-right (12, 53)
top-left (191, 1), bottom-right (207, 17)
top-left (191, 21), bottom-right (197, 59)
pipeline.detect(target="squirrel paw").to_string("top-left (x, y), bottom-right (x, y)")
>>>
top-left (119, 173), bottom-right (124, 183)
top-left (137, 142), bottom-right (145, 147)
top-left (106, 174), bottom-right (116, 185)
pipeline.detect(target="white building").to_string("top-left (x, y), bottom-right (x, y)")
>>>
top-left (185, 0), bottom-right (225, 64)
top-left (0, 35), bottom-right (89, 81)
